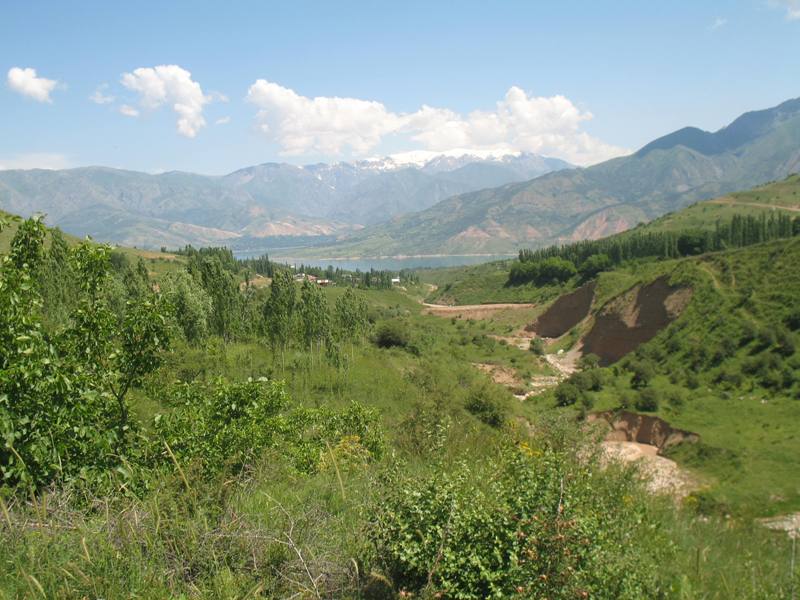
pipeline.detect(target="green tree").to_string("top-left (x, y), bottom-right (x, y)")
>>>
top-left (299, 279), bottom-right (330, 361)
top-left (160, 270), bottom-right (213, 342)
top-left (263, 270), bottom-right (296, 367)
top-left (189, 255), bottom-right (241, 340)
top-left (334, 287), bottom-right (368, 359)
top-left (0, 218), bottom-right (170, 489)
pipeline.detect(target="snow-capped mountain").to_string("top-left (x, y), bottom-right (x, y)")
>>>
top-left (0, 151), bottom-right (573, 249)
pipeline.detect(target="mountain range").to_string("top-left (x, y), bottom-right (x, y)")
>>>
top-left (2, 97), bottom-right (799, 258)
top-left (300, 97), bottom-right (800, 257)
top-left (0, 152), bottom-right (570, 249)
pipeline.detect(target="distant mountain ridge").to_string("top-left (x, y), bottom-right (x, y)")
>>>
top-left (303, 97), bottom-right (800, 258)
top-left (0, 152), bottom-right (570, 249)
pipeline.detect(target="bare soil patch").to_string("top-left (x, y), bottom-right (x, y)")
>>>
top-left (528, 281), bottom-right (595, 337)
top-left (592, 410), bottom-right (700, 496)
top-left (582, 276), bottom-right (692, 366)
top-left (473, 363), bottom-right (523, 387)
top-left (603, 441), bottom-right (696, 496)
top-left (422, 302), bottom-right (536, 320)
top-left (759, 513), bottom-right (800, 537)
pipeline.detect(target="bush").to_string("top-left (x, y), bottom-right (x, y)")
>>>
top-left (529, 337), bottom-right (546, 355)
top-left (629, 359), bottom-right (656, 389)
top-left (465, 385), bottom-right (508, 428)
top-left (374, 320), bottom-right (410, 349)
top-left (554, 382), bottom-right (581, 406)
top-left (372, 437), bottom-right (665, 598)
top-left (579, 253), bottom-right (612, 278)
top-left (634, 388), bottom-right (661, 412)
top-left (508, 257), bottom-right (576, 286)
top-left (153, 379), bottom-right (384, 476)
top-left (578, 353), bottom-right (601, 370)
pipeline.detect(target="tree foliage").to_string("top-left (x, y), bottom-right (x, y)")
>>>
top-left (0, 217), bottom-right (170, 489)
top-left (512, 213), bottom-right (798, 285)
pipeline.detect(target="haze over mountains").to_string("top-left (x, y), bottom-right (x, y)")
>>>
top-left (0, 151), bottom-right (569, 249)
top-left (304, 97), bottom-right (800, 257)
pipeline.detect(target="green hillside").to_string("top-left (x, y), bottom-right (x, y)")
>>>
top-left (428, 174), bottom-right (800, 305)
top-left (536, 239), bottom-right (800, 515)
top-left (415, 177), bottom-right (800, 518)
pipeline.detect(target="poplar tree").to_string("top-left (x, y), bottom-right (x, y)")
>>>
top-left (263, 269), bottom-right (296, 368)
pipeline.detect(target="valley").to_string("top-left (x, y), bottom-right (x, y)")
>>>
top-left (4, 3), bottom-right (800, 597)
top-left (2, 175), bottom-right (800, 596)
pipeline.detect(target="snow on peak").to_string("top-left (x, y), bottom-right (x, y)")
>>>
top-left (361, 148), bottom-right (523, 171)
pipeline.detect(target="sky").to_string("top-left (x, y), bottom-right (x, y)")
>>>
top-left (1, 0), bottom-right (799, 175)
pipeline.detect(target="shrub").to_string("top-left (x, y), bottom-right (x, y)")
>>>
top-left (465, 385), bottom-right (508, 428)
top-left (554, 382), bottom-right (581, 407)
top-left (508, 257), bottom-right (576, 286)
top-left (529, 337), bottom-right (546, 355)
top-left (374, 320), bottom-right (410, 349)
top-left (153, 379), bottom-right (384, 476)
top-left (634, 388), bottom-right (661, 412)
top-left (629, 359), bottom-right (656, 389)
top-left (579, 253), bottom-right (612, 278)
top-left (372, 437), bottom-right (665, 598)
top-left (578, 353), bottom-right (601, 370)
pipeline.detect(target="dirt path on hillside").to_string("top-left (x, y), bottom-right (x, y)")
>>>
top-left (708, 198), bottom-right (800, 212)
top-left (421, 302), bottom-right (536, 319)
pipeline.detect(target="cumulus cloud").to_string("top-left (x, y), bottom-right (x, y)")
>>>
top-left (770, 0), bottom-right (800, 19)
top-left (89, 84), bottom-right (115, 104)
top-left (7, 67), bottom-right (58, 103)
top-left (121, 65), bottom-right (210, 137)
top-left (246, 80), bottom-right (404, 156)
top-left (119, 104), bottom-right (140, 117)
top-left (245, 81), bottom-right (627, 166)
top-left (0, 153), bottom-right (70, 170)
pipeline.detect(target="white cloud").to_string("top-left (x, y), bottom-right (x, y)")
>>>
top-left (245, 80), bottom-right (627, 166)
top-left (119, 104), bottom-right (140, 117)
top-left (7, 67), bottom-right (58, 103)
top-left (0, 153), bottom-right (70, 170)
top-left (120, 65), bottom-right (210, 137)
top-left (246, 80), bottom-right (404, 156)
top-left (89, 83), bottom-right (115, 104)
top-left (770, 0), bottom-right (800, 19)
top-left (215, 116), bottom-right (231, 125)
top-left (710, 17), bottom-right (728, 30)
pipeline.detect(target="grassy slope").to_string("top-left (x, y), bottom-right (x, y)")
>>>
top-left (421, 177), bottom-right (800, 517)
top-left (529, 241), bottom-right (800, 516)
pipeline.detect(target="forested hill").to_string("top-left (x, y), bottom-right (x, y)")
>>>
top-left (304, 97), bottom-right (800, 258)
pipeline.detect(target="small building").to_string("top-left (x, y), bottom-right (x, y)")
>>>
top-left (391, 277), bottom-right (401, 285)
top-left (316, 278), bottom-right (333, 287)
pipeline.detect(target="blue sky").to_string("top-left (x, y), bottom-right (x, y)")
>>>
top-left (1, 0), bottom-right (798, 174)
